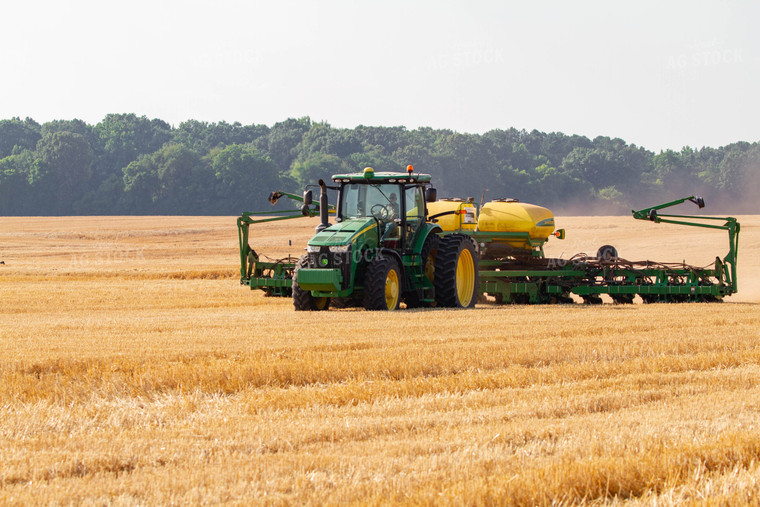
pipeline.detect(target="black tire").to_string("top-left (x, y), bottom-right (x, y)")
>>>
top-left (404, 234), bottom-right (440, 308)
top-left (363, 254), bottom-right (402, 311)
top-left (597, 245), bottom-right (618, 263)
top-left (434, 234), bottom-right (479, 308)
top-left (292, 254), bottom-right (330, 311)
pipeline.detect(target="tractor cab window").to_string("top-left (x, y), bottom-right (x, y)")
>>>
top-left (340, 183), bottom-right (401, 224)
top-left (405, 185), bottom-right (425, 247)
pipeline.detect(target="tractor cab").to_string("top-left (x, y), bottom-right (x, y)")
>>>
top-left (332, 166), bottom-right (432, 253)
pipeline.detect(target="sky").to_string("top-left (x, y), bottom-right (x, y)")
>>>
top-left (1, 0), bottom-right (758, 152)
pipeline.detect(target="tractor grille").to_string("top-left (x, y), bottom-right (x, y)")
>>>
top-left (308, 247), bottom-right (351, 289)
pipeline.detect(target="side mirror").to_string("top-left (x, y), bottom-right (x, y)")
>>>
top-left (303, 189), bottom-right (313, 205)
top-left (425, 187), bottom-right (437, 203)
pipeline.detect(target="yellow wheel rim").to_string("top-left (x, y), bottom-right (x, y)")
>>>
top-left (385, 268), bottom-right (400, 310)
top-left (315, 297), bottom-right (328, 310)
top-left (455, 248), bottom-right (475, 307)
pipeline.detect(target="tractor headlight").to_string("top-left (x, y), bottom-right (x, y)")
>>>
top-left (306, 245), bottom-right (320, 253)
top-left (329, 245), bottom-right (350, 253)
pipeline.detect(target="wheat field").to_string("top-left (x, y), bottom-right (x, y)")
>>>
top-left (1, 214), bottom-right (759, 505)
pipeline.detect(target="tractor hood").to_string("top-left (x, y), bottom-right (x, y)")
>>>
top-left (307, 217), bottom-right (379, 247)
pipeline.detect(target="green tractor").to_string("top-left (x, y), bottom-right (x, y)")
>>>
top-left (292, 166), bottom-right (479, 311)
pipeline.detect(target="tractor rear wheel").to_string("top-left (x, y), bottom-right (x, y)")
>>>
top-left (363, 254), bottom-right (402, 311)
top-left (292, 254), bottom-right (330, 311)
top-left (434, 234), bottom-right (479, 308)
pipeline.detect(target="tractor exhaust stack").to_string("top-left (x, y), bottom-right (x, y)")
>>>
top-left (316, 179), bottom-right (330, 234)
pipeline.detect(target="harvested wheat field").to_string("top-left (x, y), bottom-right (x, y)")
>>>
top-left (1, 214), bottom-right (759, 505)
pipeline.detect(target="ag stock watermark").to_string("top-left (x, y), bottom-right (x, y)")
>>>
top-left (308, 246), bottom-right (382, 268)
top-left (667, 39), bottom-right (747, 70)
top-left (68, 236), bottom-right (145, 269)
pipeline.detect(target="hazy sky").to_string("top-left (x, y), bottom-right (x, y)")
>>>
top-left (2, 0), bottom-right (758, 152)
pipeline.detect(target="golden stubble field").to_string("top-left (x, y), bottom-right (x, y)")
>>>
top-left (1, 213), bottom-right (759, 505)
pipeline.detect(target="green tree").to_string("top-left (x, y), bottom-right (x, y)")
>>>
top-left (596, 186), bottom-right (626, 213)
top-left (41, 118), bottom-right (91, 139)
top-left (0, 150), bottom-right (35, 214)
top-left (353, 125), bottom-right (408, 154)
top-left (122, 154), bottom-right (159, 212)
top-left (2, 113), bottom-right (758, 215)
top-left (174, 120), bottom-right (269, 153)
top-left (93, 114), bottom-right (172, 174)
top-left (31, 131), bottom-right (94, 213)
top-left (257, 117), bottom-right (312, 170)
top-left (651, 149), bottom-right (700, 198)
top-left (290, 153), bottom-right (349, 188)
top-left (717, 143), bottom-right (759, 199)
top-left (0, 117), bottom-right (41, 158)
top-left (123, 143), bottom-right (208, 214)
top-left (212, 144), bottom-right (281, 213)
top-left (391, 144), bottom-right (442, 183)
top-left (530, 163), bottom-right (591, 207)
top-left (91, 114), bottom-right (173, 213)
top-left (347, 147), bottom-right (403, 174)
top-left (431, 132), bottom-right (499, 198)
top-left (293, 123), bottom-right (363, 163)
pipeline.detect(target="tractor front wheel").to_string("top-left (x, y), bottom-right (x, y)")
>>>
top-left (434, 234), bottom-right (479, 308)
top-left (292, 254), bottom-right (330, 311)
top-left (364, 254), bottom-right (402, 311)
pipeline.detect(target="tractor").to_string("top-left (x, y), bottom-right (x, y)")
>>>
top-left (291, 166), bottom-right (478, 311)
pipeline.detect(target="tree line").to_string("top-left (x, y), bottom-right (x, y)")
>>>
top-left (0, 114), bottom-right (758, 216)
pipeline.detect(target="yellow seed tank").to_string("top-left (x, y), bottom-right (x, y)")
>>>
top-left (477, 199), bottom-right (556, 251)
top-left (426, 199), bottom-right (478, 232)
